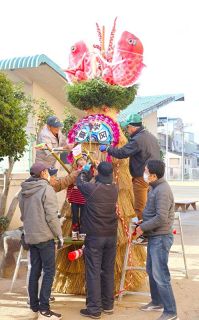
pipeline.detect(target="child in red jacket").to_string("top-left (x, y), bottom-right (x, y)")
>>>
top-left (67, 153), bottom-right (93, 236)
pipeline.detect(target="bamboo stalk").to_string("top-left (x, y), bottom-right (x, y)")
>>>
top-left (45, 144), bottom-right (71, 174)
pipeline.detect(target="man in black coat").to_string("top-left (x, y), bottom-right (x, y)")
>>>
top-left (99, 113), bottom-right (160, 220)
top-left (77, 162), bottom-right (118, 319)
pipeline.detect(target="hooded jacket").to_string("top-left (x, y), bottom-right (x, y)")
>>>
top-left (19, 177), bottom-right (62, 244)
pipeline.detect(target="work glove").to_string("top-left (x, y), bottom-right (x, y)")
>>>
top-left (82, 163), bottom-right (91, 172)
top-left (57, 237), bottom-right (64, 249)
top-left (59, 217), bottom-right (66, 226)
top-left (99, 145), bottom-right (108, 152)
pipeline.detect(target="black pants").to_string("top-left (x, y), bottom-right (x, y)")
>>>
top-left (84, 236), bottom-right (117, 314)
top-left (71, 203), bottom-right (85, 229)
top-left (29, 239), bottom-right (55, 312)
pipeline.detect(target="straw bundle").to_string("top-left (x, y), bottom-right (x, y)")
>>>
top-left (53, 107), bottom-right (146, 295)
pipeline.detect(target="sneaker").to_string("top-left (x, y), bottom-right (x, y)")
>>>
top-left (49, 296), bottom-right (56, 303)
top-left (102, 308), bottom-right (114, 315)
top-left (156, 314), bottom-right (179, 320)
top-left (132, 235), bottom-right (148, 245)
top-left (80, 309), bottom-right (101, 319)
top-left (140, 301), bottom-right (163, 312)
top-left (38, 310), bottom-right (62, 320)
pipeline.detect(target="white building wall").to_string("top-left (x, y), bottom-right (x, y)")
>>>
top-left (143, 111), bottom-right (157, 136)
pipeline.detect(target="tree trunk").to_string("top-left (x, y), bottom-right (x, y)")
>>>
top-left (6, 191), bottom-right (20, 228)
top-left (0, 157), bottom-right (15, 217)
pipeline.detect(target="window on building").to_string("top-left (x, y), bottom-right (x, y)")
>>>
top-left (169, 158), bottom-right (180, 166)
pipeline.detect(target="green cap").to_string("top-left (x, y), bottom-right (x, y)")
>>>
top-left (120, 113), bottom-right (142, 128)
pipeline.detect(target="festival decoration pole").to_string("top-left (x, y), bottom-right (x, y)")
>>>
top-left (53, 18), bottom-right (146, 296)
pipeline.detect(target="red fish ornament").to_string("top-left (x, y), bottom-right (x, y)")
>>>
top-left (65, 19), bottom-right (145, 87)
top-left (100, 31), bottom-right (145, 87)
top-left (65, 41), bottom-right (92, 82)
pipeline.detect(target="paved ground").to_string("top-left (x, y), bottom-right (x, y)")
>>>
top-left (170, 184), bottom-right (199, 201)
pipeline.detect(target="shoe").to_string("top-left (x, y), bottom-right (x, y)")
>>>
top-left (140, 301), bottom-right (163, 312)
top-left (102, 308), bottom-right (114, 314)
top-left (80, 309), bottom-right (101, 319)
top-left (132, 235), bottom-right (148, 245)
top-left (49, 296), bottom-right (56, 303)
top-left (38, 310), bottom-right (62, 320)
top-left (156, 314), bottom-right (179, 320)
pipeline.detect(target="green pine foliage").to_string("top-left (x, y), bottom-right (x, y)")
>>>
top-left (62, 108), bottom-right (77, 135)
top-left (67, 78), bottom-right (138, 111)
top-left (0, 73), bottom-right (29, 162)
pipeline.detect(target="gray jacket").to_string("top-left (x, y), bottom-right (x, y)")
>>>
top-left (141, 178), bottom-right (175, 236)
top-left (36, 125), bottom-right (67, 167)
top-left (19, 177), bottom-right (62, 244)
top-left (108, 127), bottom-right (160, 177)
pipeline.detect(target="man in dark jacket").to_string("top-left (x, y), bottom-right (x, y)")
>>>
top-left (19, 162), bottom-right (62, 320)
top-left (136, 160), bottom-right (178, 320)
top-left (99, 113), bottom-right (160, 220)
top-left (77, 162), bottom-right (118, 319)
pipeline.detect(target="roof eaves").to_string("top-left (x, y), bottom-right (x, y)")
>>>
top-left (0, 54), bottom-right (67, 80)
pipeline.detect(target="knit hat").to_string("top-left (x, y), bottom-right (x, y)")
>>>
top-left (75, 152), bottom-right (88, 163)
top-left (96, 162), bottom-right (113, 184)
top-left (30, 163), bottom-right (49, 177)
top-left (97, 162), bottom-right (113, 176)
top-left (120, 113), bottom-right (142, 128)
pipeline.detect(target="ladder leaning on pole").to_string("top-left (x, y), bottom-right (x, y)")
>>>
top-left (118, 212), bottom-right (188, 301)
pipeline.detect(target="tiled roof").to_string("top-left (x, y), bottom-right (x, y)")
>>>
top-left (0, 54), bottom-right (66, 79)
top-left (119, 94), bottom-right (184, 120)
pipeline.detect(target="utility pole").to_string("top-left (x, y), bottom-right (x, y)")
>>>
top-left (181, 126), bottom-right (184, 181)
top-left (165, 117), bottom-right (169, 180)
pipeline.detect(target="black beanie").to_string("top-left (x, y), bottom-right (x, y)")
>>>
top-left (97, 162), bottom-right (113, 176)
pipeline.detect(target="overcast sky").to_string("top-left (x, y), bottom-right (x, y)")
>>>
top-left (1, 0), bottom-right (199, 139)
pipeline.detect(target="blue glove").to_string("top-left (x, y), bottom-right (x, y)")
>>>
top-left (83, 163), bottom-right (91, 172)
top-left (99, 145), bottom-right (108, 152)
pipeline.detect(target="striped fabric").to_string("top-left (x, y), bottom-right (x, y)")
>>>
top-left (67, 185), bottom-right (86, 204)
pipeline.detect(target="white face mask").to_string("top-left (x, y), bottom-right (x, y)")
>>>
top-left (47, 173), bottom-right (51, 182)
top-left (143, 172), bottom-right (149, 183)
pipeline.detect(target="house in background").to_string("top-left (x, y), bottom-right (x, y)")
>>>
top-left (119, 94), bottom-right (184, 137)
top-left (0, 54), bottom-right (84, 174)
top-left (157, 117), bottom-right (199, 180)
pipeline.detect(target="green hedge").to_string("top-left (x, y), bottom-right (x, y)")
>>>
top-left (67, 79), bottom-right (138, 111)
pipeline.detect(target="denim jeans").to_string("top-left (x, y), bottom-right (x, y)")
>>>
top-left (84, 236), bottom-right (117, 314)
top-left (146, 234), bottom-right (177, 315)
top-left (71, 203), bottom-right (85, 229)
top-left (29, 239), bottom-right (55, 312)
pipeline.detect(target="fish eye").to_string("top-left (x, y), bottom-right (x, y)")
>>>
top-left (128, 38), bottom-right (137, 45)
top-left (71, 46), bottom-right (76, 52)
